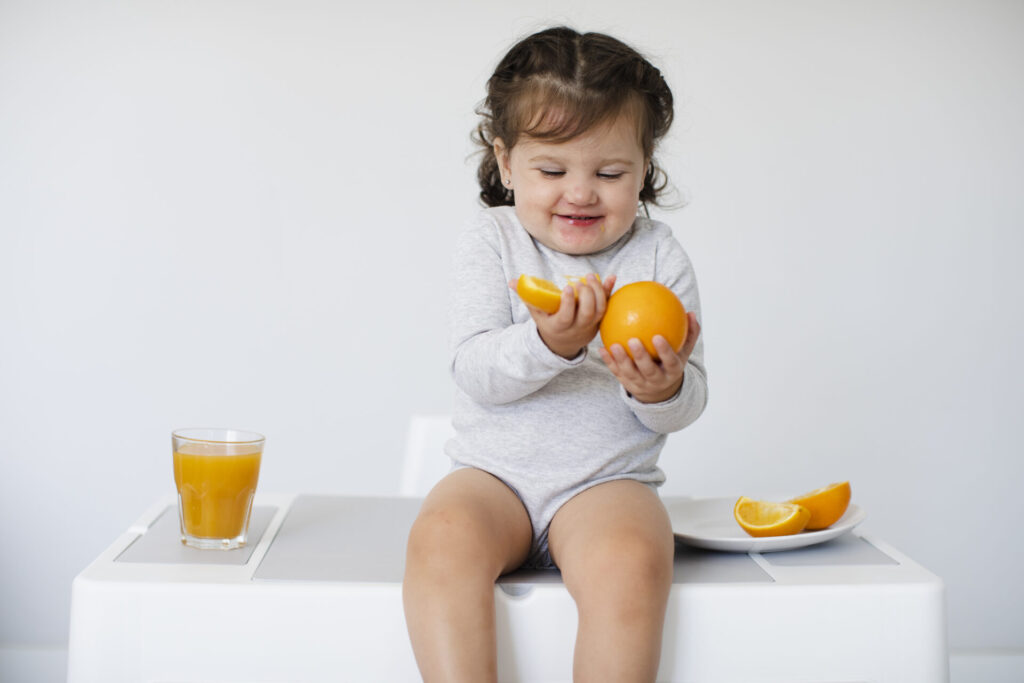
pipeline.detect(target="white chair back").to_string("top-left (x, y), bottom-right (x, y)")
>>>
top-left (399, 414), bottom-right (456, 496)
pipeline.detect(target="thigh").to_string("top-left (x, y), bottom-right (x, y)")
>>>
top-left (547, 480), bottom-right (674, 590)
top-left (408, 467), bottom-right (534, 577)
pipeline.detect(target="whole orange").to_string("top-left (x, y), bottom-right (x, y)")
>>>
top-left (599, 281), bottom-right (688, 360)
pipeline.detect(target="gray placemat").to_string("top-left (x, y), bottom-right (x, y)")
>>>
top-left (672, 540), bottom-right (775, 583)
top-left (115, 505), bottom-right (276, 565)
top-left (254, 495), bottom-right (420, 583)
top-left (761, 534), bottom-right (899, 566)
top-left (253, 495), bottom-right (773, 585)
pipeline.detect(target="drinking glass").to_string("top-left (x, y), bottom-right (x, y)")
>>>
top-left (172, 428), bottom-right (264, 549)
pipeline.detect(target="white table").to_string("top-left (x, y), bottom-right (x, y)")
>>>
top-left (68, 494), bottom-right (948, 682)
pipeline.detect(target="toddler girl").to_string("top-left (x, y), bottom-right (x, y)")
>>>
top-left (403, 26), bottom-right (707, 682)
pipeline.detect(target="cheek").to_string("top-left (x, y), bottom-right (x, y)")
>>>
top-left (610, 184), bottom-right (642, 209)
top-left (518, 180), bottom-right (555, 207)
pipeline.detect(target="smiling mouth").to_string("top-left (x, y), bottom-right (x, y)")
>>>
top-left (558, 214), bottom-right (603, 225)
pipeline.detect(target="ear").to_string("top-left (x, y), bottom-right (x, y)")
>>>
top-left (493, 138), bottom-right (511, 182)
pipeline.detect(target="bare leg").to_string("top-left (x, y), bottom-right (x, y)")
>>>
top-left (403, 468), bottom-right (533, 683)
top-left (548, 480), bottom-right (675, 683)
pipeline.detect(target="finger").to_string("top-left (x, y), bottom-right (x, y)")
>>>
top-left (679, 312), bottom-right (701, 359)
top-left (587, 274), bottom-right (609, 319)
top-left (552, 285), bottom-right (576, 325)
top-left (652, 335), bottom-right (684, 372)
top-left (628, 338), bottom-right (663, 379)
top-left (600, 347), bottom-right (635, 388)
top-left (576, 278), bottom-right (597, 322)
top-left (609, 343), bottom-right (640, 379)
top-left (602, 274), bottom-right (617, 297)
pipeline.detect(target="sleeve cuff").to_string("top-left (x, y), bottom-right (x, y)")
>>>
top-left (621, 365), bottom-right (705, 433)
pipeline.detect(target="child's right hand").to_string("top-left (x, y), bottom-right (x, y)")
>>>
top-left (514, 274), bottom-right (616, 360)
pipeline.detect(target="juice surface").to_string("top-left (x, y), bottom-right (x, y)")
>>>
top-left (173, 443), bottom-right (262, 539)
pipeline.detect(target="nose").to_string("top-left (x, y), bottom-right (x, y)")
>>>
top-left (565, 176), bottom-right (598, 206)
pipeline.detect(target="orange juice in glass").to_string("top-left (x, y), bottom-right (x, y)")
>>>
top-left (172, 428), bottom-right (264, 549)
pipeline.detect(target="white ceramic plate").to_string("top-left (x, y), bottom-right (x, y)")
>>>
top-left (668, 497), bottom-right (866, 553)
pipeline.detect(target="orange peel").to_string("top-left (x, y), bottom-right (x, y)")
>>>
top-left (787, 481), bottom-right (852, 530)
top-left (599, 281), bottom-right (687, 360)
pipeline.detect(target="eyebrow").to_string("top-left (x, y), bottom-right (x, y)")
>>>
top-left (527, 155), bottom-right (638, 167)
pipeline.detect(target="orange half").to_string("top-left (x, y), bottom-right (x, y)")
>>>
top-left (787, 481), bottom-right (851, 530)
top-left (734, 497), bottom-right (811, 537)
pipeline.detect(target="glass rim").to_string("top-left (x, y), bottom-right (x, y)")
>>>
top-left (172, 428), bottom-right (265, 445)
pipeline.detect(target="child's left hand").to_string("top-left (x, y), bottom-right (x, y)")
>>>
top-left (598, 312), bottom-right (701, 404)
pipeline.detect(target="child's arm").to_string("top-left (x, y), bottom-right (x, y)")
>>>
top-left (449, 224), bottom-right (584, 405)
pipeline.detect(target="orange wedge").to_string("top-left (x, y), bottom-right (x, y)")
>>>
top-left (516, 275), bottom-right (564, 313)
top-left (787, 481), bottom-right (851, 530)
top-left (734, 497), bottom-right (811, 537)
top-left (516, 274), bottom-right (602, 314)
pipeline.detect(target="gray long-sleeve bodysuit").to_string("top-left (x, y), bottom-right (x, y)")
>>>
top-left (446, 205), bottom-right (708, 565)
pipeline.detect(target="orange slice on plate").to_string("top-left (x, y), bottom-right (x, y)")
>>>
top-left (787, 481), bottom-right (851, 530)
top-left (734, 497), bottom-right (811, 537)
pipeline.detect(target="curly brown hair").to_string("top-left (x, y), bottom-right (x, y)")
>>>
top-left (474, 26), bottom-right (674, 209)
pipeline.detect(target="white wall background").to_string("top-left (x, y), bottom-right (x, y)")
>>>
top-left (2, 0), bottom-right (1022, 669)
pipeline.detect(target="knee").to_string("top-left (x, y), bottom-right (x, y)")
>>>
top-left (405, 506), bottom-right (501, 581)
top-left (572, 531), bottom-right (674, 603)
top-left (611, 532), bottom-right (674, 591)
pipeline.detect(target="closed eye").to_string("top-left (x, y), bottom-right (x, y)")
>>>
top-left (538, 170), bottom-right (624, 179)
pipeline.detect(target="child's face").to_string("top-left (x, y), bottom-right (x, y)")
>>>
top-left (495, 113), bottom-right (647, 255)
